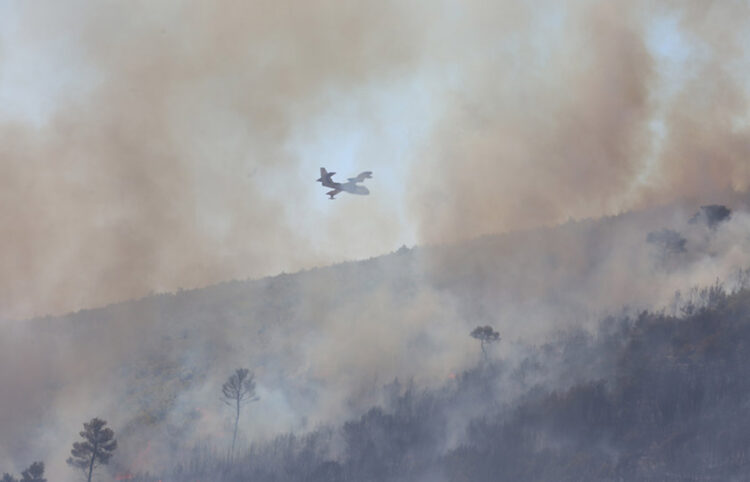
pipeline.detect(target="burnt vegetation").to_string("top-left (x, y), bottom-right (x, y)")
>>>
top-left (118, 283), bottom-right (750, 481)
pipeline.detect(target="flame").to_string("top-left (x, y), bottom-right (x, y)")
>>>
top-left (116, 440), bottom-right (153, 480)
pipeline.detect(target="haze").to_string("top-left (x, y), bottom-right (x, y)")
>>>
top-left (1, 0), bottom-right (747, 320)
top-left (4, 2), bottom-right (750, 480)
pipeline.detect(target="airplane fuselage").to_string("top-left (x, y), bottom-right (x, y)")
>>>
top-left (317, 168), bottom-right (372, 199)
top-left (321, 180), bottom-right (370, 196)
top-left (337, 182), bottom-right (370, 195)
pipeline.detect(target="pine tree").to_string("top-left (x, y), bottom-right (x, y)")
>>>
top-left (66, 418), bottom-right (117, 482)
top-left (221, 368), bottom-right (259, 459)
top-left (470, 326), bottom-right (501, 361)
top-left (20, 462), bottom-right (45, 482)
top-left (2, 461), bottom-right (46, 482)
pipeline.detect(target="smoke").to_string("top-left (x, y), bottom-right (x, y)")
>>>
top-left (0, 0), bottom-right (426, 320)
top-left (3, 0), bottom-right (750, 480)
top-left (2, 0), bottom-right (750, 320)
top-left (6, 199), bottom-right (750, 479)
top-left (408, 0), bottom-right (750, 243)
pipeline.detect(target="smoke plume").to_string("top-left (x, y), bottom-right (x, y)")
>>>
top-left (0, 0), bottom-right (424, 319)
top-left (3, 0), bottom-right (750, 480)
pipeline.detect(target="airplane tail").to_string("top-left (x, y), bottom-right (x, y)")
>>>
top-left (317, 167), bottom-right (335, 183)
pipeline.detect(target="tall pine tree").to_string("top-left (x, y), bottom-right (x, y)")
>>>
top-left (221, 368), bottom-right (259, 459)
top-left (66, 418), bottom-right (117, 482)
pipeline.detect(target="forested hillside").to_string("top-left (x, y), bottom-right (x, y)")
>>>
top-left (3, 202), bottom-right (750, 481)
top-left (134, 285), bottom-right (750, 481)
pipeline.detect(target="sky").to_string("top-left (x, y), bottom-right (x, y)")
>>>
top-left (1, 0), bottom-right (750, 320)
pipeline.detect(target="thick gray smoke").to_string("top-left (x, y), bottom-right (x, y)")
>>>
top-left (3, 0), bottom-right (750, 480)
top-left (2, 1), bottom-right (750, 320)
top-left (408, 0), bottom-right (750, 243)
top-left (0, 0), bottom-right (424, 320)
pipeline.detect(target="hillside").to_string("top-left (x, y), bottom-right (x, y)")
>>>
top-left (2, 199), bottom-right (750, 480)
top-left (122, 285), bottom-right (750, 481)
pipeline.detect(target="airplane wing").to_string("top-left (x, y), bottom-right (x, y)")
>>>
top-left (347, 171), bottom-right (373, 183)
top-left (326, 188), bottom-right (341, 199)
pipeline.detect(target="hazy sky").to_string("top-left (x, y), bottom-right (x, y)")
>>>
top-left (1, 0), bottom-right (749, 319)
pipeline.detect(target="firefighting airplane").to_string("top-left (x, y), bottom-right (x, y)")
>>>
top-left (316, 167), bottom-right (372, 199)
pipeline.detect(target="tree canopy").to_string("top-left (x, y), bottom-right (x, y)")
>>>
top-left (66, 418), bottom-right (117, 482)
top-left (471, 325), bottom-right (501, 360)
